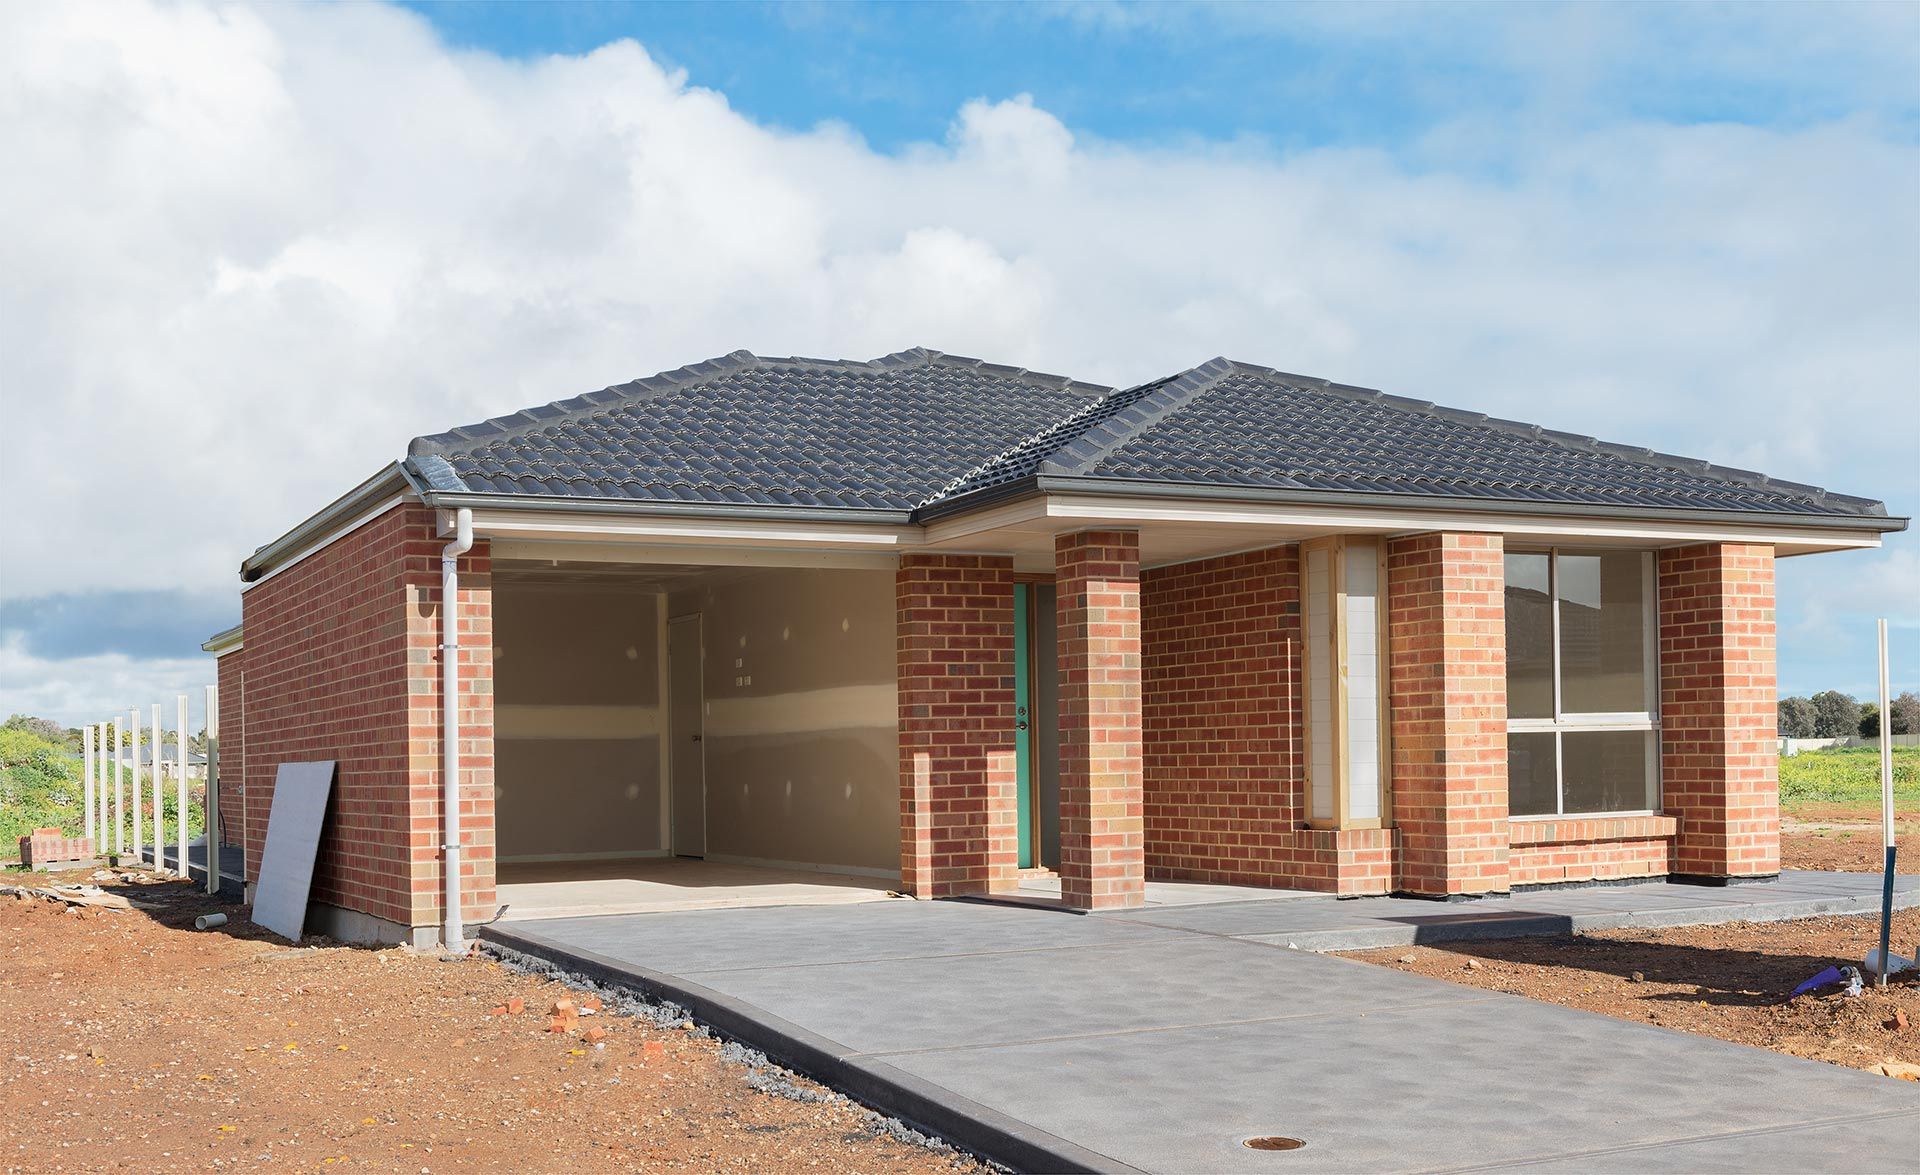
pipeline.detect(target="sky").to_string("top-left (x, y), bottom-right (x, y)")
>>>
top-left (0, 0), bottom-right (1916, 730)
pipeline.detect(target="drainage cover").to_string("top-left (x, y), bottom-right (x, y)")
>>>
top-left (1242, 1136), bottom-right (1306, 1152)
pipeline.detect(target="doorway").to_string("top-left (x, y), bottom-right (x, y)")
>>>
top-left (668, 613), bottom-right (706, 858)
top-left (1013, 581), bottom-right (1061, 870)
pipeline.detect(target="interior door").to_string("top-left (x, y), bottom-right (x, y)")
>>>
top-left (668, 614), bottom-right (706, 858)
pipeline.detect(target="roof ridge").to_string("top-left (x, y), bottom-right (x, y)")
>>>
top-left (1234, 362), bottom-right (1881, 514)
top-left (1037, 357), bottom-right (1237, 476)
top-left (916, 382), bottom-right (1143, 508)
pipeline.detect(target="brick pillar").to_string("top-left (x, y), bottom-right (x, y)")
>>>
top-left (1056, 530), bottom-right (1145, 910)
top-left (1658, 543), bottom-right (1779, 880)
top-left (1388, 532), bottom-right (1509, 897)
top-left (405, 530), bottom-right (496, 931)
top-left (896, 554), bottom-right (1019, 898)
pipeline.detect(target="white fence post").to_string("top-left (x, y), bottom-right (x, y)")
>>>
top-left (150, 704), bottom-right (163, 870)
top-left (177, 695), bottom-right (189, 878)
top-left (129, 708), bottom-right (142, 863)
top-left (101, 722), bottom-right (113, 852)
top-left (82, 725), bottom-right (96, 844)
top-left (110, 717), bottom-right (123, 856)
top-left (204, 683), bottom-right (220, 896)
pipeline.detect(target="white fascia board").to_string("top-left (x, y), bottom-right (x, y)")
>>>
top-left (464, 507), bottom-right (923, 552)
top-left (489, 538), bottom-right (900, 571)
top-left (1034, 493), bottom-right (1887, 552)
top-left (239, 493), bottom-right (413, 592)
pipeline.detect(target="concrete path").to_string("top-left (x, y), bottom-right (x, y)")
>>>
top-left (485, 874), bottom-right (1920, 1173)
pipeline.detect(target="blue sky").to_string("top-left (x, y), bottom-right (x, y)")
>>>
top-left (0, 0), bottom-right (1915, 726)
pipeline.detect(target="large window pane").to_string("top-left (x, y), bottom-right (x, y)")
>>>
top-left (1503, 552), bottom-right (1553, 720)
top-left (1556, 551), bottom-right (1648, 714)
top-left (1508, 732), bottom-right (1557, 816)
top-left (1561, 730), bottom-right (1655, 813)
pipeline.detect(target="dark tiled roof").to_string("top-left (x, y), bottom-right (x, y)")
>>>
top-left (944, 359), bottom-right (1886, 518)
top-left (407, 349), bottom-right (1109, 512)
top-left (407, 351), bottom-right (1890, 521)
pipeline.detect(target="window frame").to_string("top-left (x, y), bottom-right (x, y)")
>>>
top-left (1504, 546), bottom-right (1662, 820)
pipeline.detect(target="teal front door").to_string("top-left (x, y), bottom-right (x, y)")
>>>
top-left (1013, 583), bottom-right (1035, 869)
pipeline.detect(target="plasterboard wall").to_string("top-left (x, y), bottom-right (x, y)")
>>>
top-left (669, 566), bottom-right (898, 874)
top-left (493, 583), bottom-right (664, 859)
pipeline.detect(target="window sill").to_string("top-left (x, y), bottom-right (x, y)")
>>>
top-left (1509, 814), bottom-right (1676, 846)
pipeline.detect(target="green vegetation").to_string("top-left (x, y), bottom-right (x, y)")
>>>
top-left (1, 721), bottom-right (203, 861)
top-left (1778, 745), bottom-right (1919, 812)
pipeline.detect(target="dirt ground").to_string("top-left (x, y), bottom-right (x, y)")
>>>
top-left (0, 869), bottom-right (979, 1174)
top-left (1782, 807), bottom-right (1919, 874)
top-left (1348, 908), bottom-right (1920, 1079)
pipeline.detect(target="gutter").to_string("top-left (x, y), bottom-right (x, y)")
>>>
top-left (910, 473), bottom-right (1911, 534)
top-left (200, 624), bottom-right (243, 656)
top-left (414, 487), bottom-right (914, 527)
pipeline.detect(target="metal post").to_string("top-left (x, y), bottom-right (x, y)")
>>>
top-left (177, 695), bottom-right (189, 879)
top-left (204, 683), bottom-right (220, 896)
top-left (151, 704), bottom-right (163, 871)
top-left (129, 708), bottom-right (142, 863)
top-left (82, 725), bottom-right (96, 844)
top-left (1876, 618), bottom-right (1896, 986)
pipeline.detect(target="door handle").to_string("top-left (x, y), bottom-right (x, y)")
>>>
top-left (691, 734), bottom-right (702, 742)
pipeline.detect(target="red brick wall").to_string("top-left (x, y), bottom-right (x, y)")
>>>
top-left (1055, 530), bottom-right (1145, 910)
top-left (1658, 542), bottom-right (1779, 878)
top-left (1388, 532), bottom-right (1510, 896)
top-left (1509, 817), bottom-right (1675, 886)
top-left (1139, 546), bottom-right (1392, 895)
top-left (896, 553), bottom-right (1018, 897)
top-left (215, 650), bottom-right (246, 865)
top-left (239, 503), bottom-right (494, 935)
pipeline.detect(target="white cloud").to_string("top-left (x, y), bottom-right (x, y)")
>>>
top-left (0, 0), bottom-right (1915, 724)
top-left (0, 634), bottom-right (212, 731)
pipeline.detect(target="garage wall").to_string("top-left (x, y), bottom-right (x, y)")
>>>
top-left (670, 566), bottom-right (897, 875)
top-left (494, 583), bottom-right (663, 860)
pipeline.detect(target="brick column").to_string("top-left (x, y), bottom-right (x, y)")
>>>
top-left (1658, 543), bottom-right (1779, 880)
top-left (896, 554), bottom-right (1019, 898)
top-left (404, 529), bottom-right (496, 931)
top-left (1056, 530), bottom-right (1145, 910)
top-left (1387, 532), bottom-right (1509, 897)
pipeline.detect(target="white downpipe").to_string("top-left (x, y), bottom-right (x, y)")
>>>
top-left (441, 507), bottom-right (475, 952)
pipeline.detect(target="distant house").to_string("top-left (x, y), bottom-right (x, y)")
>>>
top-left (206, 349), bottom-right (1905, 946)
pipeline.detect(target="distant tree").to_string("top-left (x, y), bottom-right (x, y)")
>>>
top-left (1777, 696), bottom-right (1817, 739)
top-left (1892, 691), bottom-right (1919, 737)
top-left (2, 714), bottom-right (63, 742)
top-left (1810, 691), bottom-right (1861, 739)
top-left (1859, 704), bottom-right (1880, 739)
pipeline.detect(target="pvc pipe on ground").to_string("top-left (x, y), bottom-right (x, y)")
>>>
top-left (194, 913), bottom-right (226, 930)
top-left (440, 506), bottom-right (474, 953)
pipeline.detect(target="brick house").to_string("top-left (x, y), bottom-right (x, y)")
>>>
top-left (208, 350), bottom-right (1903, 946)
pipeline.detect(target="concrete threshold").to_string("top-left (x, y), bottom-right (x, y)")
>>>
top-left (479, 922), bottom-right (1141, 1175)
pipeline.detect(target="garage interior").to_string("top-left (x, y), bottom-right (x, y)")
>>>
top-left (488, 555), bottom-right (906, 921)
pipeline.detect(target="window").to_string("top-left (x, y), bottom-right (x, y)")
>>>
top-left (1304, 536), bottom-right (1389, 827)
top-left (1503, 549), bottom-right (1659, 817)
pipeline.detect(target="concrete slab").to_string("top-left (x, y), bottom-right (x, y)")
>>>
top-left (492, 857), bottom-right (898, 921)
top-left (1013, 876), bottom-right (1324, 907)
top-left (486, 879), bottom-right (1920, 1173)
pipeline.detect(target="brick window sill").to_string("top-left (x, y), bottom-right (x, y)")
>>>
top-left (1509, 815), bottom-right (1677, 846)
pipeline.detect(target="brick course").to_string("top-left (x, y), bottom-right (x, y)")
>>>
top-left (20, 828), bottom-right (94, 868)
top-left (1387, 532), bottom-right (1510, 896)
top-left (238, 503), bottom-right (494, 937)
top-left (896, 553), bottom-right (1018, 897)
top-left (1139, 545), bottom-right (1391, 895)
top-left (1056, 530), bottom-right (1145, 910)
top-left (1509, 816), bottom-right (1675, 886)
top-left (1658, 542), bottom-right (1779, 878)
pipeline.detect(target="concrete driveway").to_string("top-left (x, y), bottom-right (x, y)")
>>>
top-left (486, 893), bottom-right (1920, 1173)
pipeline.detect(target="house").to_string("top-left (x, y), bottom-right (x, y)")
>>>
top-left (206, 349), bottom-right (1904, 947)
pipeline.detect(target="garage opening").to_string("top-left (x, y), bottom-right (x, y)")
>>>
top-left (487, 557), bottom-right (901, 920)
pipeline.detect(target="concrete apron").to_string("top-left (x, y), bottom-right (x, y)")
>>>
top-left (481, 919), bottom-right (1126, 1174)
top-left (479, 875), bottom-right (1920, 1172)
